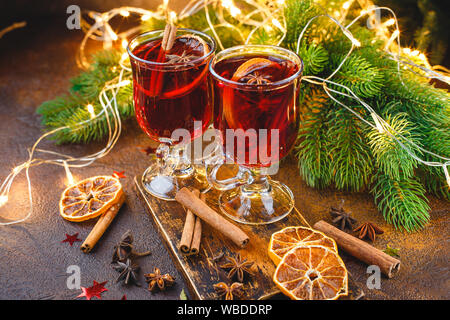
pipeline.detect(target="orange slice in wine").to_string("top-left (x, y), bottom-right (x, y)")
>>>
top-left (268, 226), bottom-right (337, 265)
top-left (223, 58), bottom-right (279, 129)
top-left (59, 176), bottom-right (124, 222)
top-left (273, 245), bottom-right (348, 300)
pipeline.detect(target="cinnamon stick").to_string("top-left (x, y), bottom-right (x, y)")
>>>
top-left (175, 188), bottom-right (249, 248)
top-left (179, 189), bottom-right (200, 254)
top-left (149, 23), bottom-right (177, 97)
top-left (81, 192), bottom-right (125, 253)
top-left (189, 193), bottom-right (205, 255)
top-left (313, 220), bottom-right (400, 278)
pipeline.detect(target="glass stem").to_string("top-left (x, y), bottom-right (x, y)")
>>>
top-left (156, 141), bottom-right (192, 177)
top-left (242, 168), bottom-right (271, 194)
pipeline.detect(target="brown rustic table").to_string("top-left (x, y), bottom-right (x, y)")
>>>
top-left (0, 17), bottom-right (448, 300)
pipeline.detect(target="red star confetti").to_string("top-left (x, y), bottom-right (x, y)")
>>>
top-left (77, 281), bottom-right (108, 300)
top-left (121, 294), bottom-right (127, 300)
top-left (61, 233), bottom-right (82, 246)
top-left (113, 170), bottom-right (126, 179)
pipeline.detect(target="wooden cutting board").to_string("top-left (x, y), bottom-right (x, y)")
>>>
top-left (135, 175), bottom-right (364, 300)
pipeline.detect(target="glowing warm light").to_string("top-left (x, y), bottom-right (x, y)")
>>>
top-left (0, 195), bottom-right (8, 208)
top-left (118, 80), bottom-right (131, 87)
top-left (351, 37), bottom-right (361, 47)
top-left (418, 53), bottom-right (426, 61)
top-left (169, 11), bottom-right (177, 23)
top-left (411, 50), bottom-right (419, 56)
top-left (272, 18), bottom-right (284, 31)
top-left (222, 0), bottom-right (241, 17)
top-left (121, 52), bottom-right (128, 62)
top-left (384, 19), bottom-right (395, 26)
top-left (63, 161), bottom-right (75, 187)
top-left (276, 0), bottom-right (285, 5)
top-left (121, 39), bottom-right (128, 49)
top-left (371, 113), bottom-right (384, 133)
top-left (342, 1), bottom-right (351, 10)
top-left (87, 104), bottom-right (95, 119)
top-left (403, 48), bottom-right (411, 54)
top-left (110, 31), bottom-right (118, 41)
top-left (391, 30), bottom-right (400, 38)
top-left (119, 10), bottom-right (130, 17)
top-left (230, 6), bottom-right (241, 17)
top-left (163, 0), bottom-right (169, 6)
top-left (141, 14), bottom-right (151, 21)
top-left (13, 166), bottom-right (21, 174)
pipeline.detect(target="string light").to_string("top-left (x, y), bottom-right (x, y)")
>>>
top-left (384, 18), bottom-right (395, 26)
top-left (87, 104), bottom-right (96, 119)
top-left (63, 161), bottom-right (75, 186)
top-left (120, 10), bottom-right (130, 17)
top-left (0, 196), bottom-right (7, 208)
top-left (342, 1), bottom-right (352, 10)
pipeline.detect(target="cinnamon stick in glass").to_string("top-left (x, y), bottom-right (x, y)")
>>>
top-left (313, 220), bottom-right (400, 278)
top-left (175, 188), bottom-right (249, 248)
top-left (81, 192), bottom-right (126, 253)
top-left (179, 189), bottom-right (200, 254)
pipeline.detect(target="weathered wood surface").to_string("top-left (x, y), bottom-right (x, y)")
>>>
top-left (135, 175), bottom-right (364, 300)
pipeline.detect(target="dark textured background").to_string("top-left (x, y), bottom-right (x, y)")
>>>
top-left (0, 2), bottom-right (449, 300)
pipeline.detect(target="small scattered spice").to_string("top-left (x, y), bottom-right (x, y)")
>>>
top-left (213, 282), bottom-right (244, 300)
top-left (330, 200), bottom-right (357, 231)
top-left (220, 253), bottom-right (254, 282)
top-left (354, 222), bottom-right (384, 242)
top-left (144, 267), bottom-right (175, 292)
top-left (112, 258), bottom-right (141, 286)
top-left (112, 230), bottom-right (151, 263)
top-left (383, 244), bottom-right (400, 257)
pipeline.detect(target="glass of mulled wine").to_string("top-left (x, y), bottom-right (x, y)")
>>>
top-left (208, 45), bottom-right (303, 224)
top-left (128, 29), bottom-right (215, 200)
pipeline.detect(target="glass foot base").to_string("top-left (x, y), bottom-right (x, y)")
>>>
top-left (142, 158), bottom-right (195, 201)
top-left (219, 180), bottom-right (294, 225)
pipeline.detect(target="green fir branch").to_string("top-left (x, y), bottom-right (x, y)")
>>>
top-left (366, 110), bottom-right (421, 181)
top-left (326, 107), bottom-right (373, 191)
top-left (372, 173), bottom-right (430, 232)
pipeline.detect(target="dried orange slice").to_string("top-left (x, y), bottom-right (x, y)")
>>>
top-left (273, 245), bottom-right (348, 300)
top-left (230, 57), bottom-right (277, 82)
top-left (268, 226), bottom-right (337, 265)
top-left (59, 176), bottom-right (124, 222)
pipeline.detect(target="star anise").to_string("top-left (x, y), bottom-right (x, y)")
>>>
top-left (112, 230), bottom-right (151, 263)
top-left (144, 267), bottom-right (175, 292)
top-left (213, 282), bottom-right (244, 300)
top-left (112, 258), bottom-right (141, 286)
top-left (220, 253), bottom-right (254, 282)
top-left (241, 72), bottom-right (272, 85)
top-left (166, 51), bottom-right (196, 67)
top-left (354, 222), bottom-right (384, 242)
top-left (330, 200), bottom-right (357, 231)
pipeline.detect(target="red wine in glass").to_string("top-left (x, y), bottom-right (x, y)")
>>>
top-left (212, 54), bottom-right (300, 167)
top-left (128, 29), bottom-right (215, 201)
top-left (208, 45), bottom-right (303, 225)
top-left (130, 34), bottom-right (213, 143)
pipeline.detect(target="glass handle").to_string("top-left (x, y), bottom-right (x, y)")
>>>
top-left (207, 162), bottom-right (252, 191)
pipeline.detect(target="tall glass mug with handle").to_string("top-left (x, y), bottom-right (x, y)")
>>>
top-left (208, 45), bottom-right (303, 225)
top-left (128, 29), bottom-right (216, 200)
